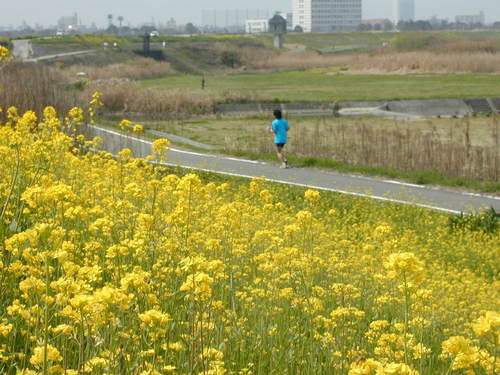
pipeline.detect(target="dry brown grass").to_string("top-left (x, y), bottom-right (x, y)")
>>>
top-left (84, 81), bottom-right (265, 118)
top-left (64, 58), bottom-right (174, 81)
top-left (224, 116), bottom-right (500, 183)
top-left (84, 81), bottom-right (214, 117)
top-left (429, 40), bottom-right (500, 54)
top-left (0, 62), bottom-right (78, 116)
top-left (244, 49), bottom-right (500, 74)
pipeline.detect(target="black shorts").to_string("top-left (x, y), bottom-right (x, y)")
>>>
top-left (275, 143), bottom-right (286, 148)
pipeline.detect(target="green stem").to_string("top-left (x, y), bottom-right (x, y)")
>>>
top-left (0, 147), bottom-right (20, 224)
top-left (403, 272), bottom-right (410, 365)
top-left (43, 256), bottom-right (49, 375)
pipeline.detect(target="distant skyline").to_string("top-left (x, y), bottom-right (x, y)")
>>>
top-left (1, 0), bottom-right (498, 27)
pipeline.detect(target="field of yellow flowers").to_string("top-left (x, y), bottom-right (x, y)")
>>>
top-left (0, 46), bottom-right (499, 375)
top-left (0, 106), bottom-right (498, 375)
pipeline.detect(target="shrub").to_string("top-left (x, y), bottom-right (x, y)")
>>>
top-left (449, 207), bottom-right (500, 233)
top-left (220, 50), bottom-right (241, 68)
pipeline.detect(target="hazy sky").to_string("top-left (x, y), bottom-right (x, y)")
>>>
top-left (1, 0), bottom-right (498, 27)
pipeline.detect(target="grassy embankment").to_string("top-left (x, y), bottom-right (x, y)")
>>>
top-left (140, 71), bottom-right (500, 102)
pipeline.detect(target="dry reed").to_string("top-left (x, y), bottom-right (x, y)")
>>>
top-left (84, 81), bottom-right (266, 118)
top-left (63, 58), bottom-right (174, 81)
top-left (224, 117), bottom-right (500, 183)
top-left (84, 81), bottom-right (214, 118)
top-left (245, 49), bottom-right (500, 74)
top-left (0, 62), bottom-right (78, 116)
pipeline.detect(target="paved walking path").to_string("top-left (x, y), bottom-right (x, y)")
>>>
top-left (25, 50), bottom-right (95, 62)
top-left (12, 39), bottom-right (94, 62)
top-left (148, 129), bottom-right (215, 150)
top-left (87, 125), bottom-right (500, 215)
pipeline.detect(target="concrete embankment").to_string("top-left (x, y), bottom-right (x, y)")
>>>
top-left (12, 39), bottom-right (94, 63)
top-left (216, 98), bottom-right (500, 119)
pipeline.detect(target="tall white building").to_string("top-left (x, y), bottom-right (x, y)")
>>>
top-left (393, 0), bottom-right (415, 25)
top-left (292, 0), bottom-right (362, 32)
top-left (456, 11), bottom-right (485, 25)
top-left (57, 13), bottom-right (79, 31)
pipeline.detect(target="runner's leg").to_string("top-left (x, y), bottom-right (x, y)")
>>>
top-left (275, 144), bottom-right (287, 167)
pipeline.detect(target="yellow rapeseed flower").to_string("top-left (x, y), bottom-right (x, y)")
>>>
top-left (472, 311), bottom-right (500, 337)
top-left (304, 189), bottom-right (321, 202)
top-left (29, 345), bottom-right (63, 366)
top-left (133, 124), bottom-right (144, 133)
top-left (441, 336), bottom-right (480, 370)
top-left (180, 272), bottom-right (214, 301)
top-left (0, 46), bottom-right (10, 63)
top-left (139, 309), bottom-right (171, 328)
top-left (348, 358), bottom-right (382, 375)
top-left (383, 252), bottom-right (424, 283)
top-left (120, 119), bottom-right (133, 131)
top-left (152, 138), bottom-right (170, 160)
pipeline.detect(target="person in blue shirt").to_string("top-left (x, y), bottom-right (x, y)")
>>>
top-left (270, 109), bottom-right (290, 168)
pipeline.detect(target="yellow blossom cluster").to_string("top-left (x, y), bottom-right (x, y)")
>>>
top-left (0, 106), bottom-right (498, 374)
top-left (119, 119), bottom-right (144, 133)
top-left (88, 91), bottom-right (103, 123)
top-left (0, 46), bottom-right (10, 64)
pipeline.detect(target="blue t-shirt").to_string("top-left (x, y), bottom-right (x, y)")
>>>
top-left (272, 119), bottom-right (289, 144)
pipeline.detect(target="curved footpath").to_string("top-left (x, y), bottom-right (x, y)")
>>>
top-left (87, 125), bottom-right (500, 215)
top-left (12, 39), bottom-right (94, 62)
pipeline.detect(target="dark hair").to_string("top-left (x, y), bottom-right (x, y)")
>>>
top-left (273, 109), bottom-right (282, 119)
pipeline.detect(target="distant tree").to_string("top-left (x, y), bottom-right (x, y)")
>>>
top-left (121, 26), bottom-right (132, 33)
top-left (493, 21), bottom-right (500, 29)
top-left (107, 25), bottom-right (119, 34)
top-left (433, 20), bottom-right (449, 30)
top-left (374, 23), bottom-right (382, 31)
top-left (140, 25), bottom-right (156, 34)
top-left (415, 20), bottom-right (433, 30)
top-left (383, 20), bottom-right (394, 31)
top-left (397, 21), bottom-right (411, 31)
top-left (185, 22), bottom-right (200, 35)
top-left (358, 24), bottom-right (373, 31)
top-left (398, 20), bottom-right (433, 31)
top-left (184, 22), bottom-right (200, 35)
top-left (21, 25), bottom-right (35, 33)
top-left (293, 25), bottom-right (303, 33)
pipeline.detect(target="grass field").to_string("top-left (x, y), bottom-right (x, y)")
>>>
top-left (140, 72), bottom-right (500, 102)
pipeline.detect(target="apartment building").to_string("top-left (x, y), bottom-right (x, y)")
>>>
top-left (393, 0), bottom-right (415, 25)
top-left (292, 0), bottom-right (362, 32)
top-left (456, 11), bottom-right (485, 25)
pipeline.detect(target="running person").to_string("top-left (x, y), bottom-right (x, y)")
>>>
top-left (270, 109), bottom-right (290, 168)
